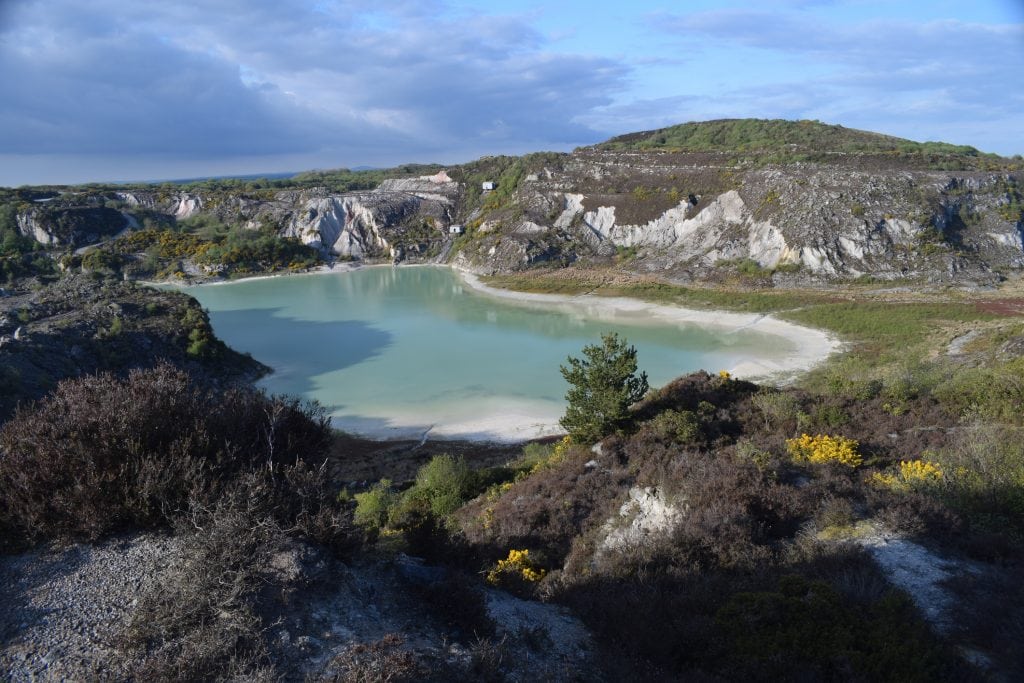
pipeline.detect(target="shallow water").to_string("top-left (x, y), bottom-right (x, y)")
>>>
top-left (182, 266), bottom-right (795, 440)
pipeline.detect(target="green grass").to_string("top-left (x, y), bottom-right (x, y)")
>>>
top-left (594, 119), bottom-right (1018, 171)
top-left (781, 302), bottom-right (991, 348)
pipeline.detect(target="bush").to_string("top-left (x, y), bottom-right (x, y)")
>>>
top-left (408, 454), bottom-right (477, 518)
top-left (648, 409), bottom-right (702, 444)
top-left (0, 363), bottom-right (335, 543)
top-left (715, 575), bottom-right (961, 681)
top-left (486, 548), bottom-right (547, 591)
top-left (787, 434), bottom-right (862, 468)
top-left (353, 479), bottom-right (400, 532)
top-left (751, 390), bottom-right (800, 429)
top-left (122, 485), bottom-right (286, 681)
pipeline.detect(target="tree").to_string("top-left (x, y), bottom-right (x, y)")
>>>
top-left (559, 333), bottom-right (649, 443)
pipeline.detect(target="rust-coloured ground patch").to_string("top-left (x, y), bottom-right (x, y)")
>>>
top-left (974, 298), bottom-right (1024, 317)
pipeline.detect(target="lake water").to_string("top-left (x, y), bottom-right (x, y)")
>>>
top-left (182, 266), bottom-right (796, 440)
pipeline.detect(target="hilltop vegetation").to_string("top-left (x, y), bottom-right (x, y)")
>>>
top-left (595, 118), bottom-right (1019, 170)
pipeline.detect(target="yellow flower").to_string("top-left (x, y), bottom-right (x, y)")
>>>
top-left (486, 548), bottom-right (547, 585)
top-left (786, 433), bottom-right (861, 468)
top-left (899, 459), bottom-right (944, 485)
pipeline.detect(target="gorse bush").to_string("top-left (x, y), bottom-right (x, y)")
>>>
top-left (0, 363), bottom-right (335, 543)
top-left (486, 548), bottom-right (547, 587)
top-left (787, 433), bottom-right (862, 468)
top-left (873, 459), bottom-right (945, 491)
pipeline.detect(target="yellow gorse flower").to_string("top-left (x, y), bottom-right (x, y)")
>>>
top-left (486, 548), bottom-right (547, 585)
top-left (870, 459), bottom-right (944, 490)
top-left (899, 459), bottom-right (944, 483)
top-left (786, 433), bottom-right (862, 468)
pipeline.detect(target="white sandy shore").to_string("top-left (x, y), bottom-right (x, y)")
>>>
top-left (456, 269), bottom-right (843, 384)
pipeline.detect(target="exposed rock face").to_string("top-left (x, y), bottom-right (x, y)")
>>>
top-left (598, 486), bottom-right (683, 556)
top-left (17, 206), bottom-right (126, 247)
top-left (14, 145), bottom-right (1024, 283)
top-left (456, 152), bottom-right (1024, 282)
top-left (282, 190), bottom-right (448, 258)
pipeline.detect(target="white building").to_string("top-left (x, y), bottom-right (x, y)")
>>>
top-left (482, 181), bottom-right (496, 191)
top-left (449, 224), bottom-right (464, 234)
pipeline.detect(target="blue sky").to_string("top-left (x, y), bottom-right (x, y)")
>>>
top-left (0, 0), bottom-right (1021, 186)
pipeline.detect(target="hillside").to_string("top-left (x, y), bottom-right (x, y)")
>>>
top-left (4, 119), bottom-right (1022, 288)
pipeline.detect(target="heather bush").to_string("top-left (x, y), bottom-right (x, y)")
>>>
top-left (122, 484), bottom-right (286, 681)
top-left (0, 363), bottom-right (335, 543)
top-left (715, 575), bottom-right (962, 681)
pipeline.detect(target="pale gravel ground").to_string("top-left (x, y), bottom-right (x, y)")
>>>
top-left (0, 533), bottom-right (592, 682)
top-left (0, 533), bottom-right (182, 681)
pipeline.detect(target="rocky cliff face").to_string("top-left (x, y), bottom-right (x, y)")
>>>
top-left (17, 205), bottom-right (127, 247)
top-left (454, 150), bottom-right (1024, 284)
top-left (14, 136), bottom-right (1023, 284)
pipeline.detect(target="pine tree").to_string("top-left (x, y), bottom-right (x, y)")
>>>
top-left (559, 333), bottom-right (649, 443)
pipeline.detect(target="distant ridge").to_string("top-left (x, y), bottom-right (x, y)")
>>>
top-left (133, 171), bottom-right (299, 185)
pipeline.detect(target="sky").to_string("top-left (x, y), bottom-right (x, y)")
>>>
top-left (0, 0), bottom-right (1022, 186)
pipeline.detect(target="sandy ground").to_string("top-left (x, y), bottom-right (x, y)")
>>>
top-left (456, 269), bottom-right (843, 382)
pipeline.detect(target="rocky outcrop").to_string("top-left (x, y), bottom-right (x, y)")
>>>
top-left (455, 151), bottom-right (1024, 283)
top-left (12, 138), bottom-right (1024, 283)
top-left (17, 206), bottom-right (126, 247)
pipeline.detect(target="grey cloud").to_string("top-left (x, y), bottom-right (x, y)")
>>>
top-left (0, 0), bottom-right (626, 176)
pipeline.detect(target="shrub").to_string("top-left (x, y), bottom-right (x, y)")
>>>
top-left (786, 434), bottom-right (862, 468)
top-left (932, 421), bottom-right (1024, 539)
top-left (122, 486), bottom-right (285, 681)
top-left (321, 634), bottom-right (426, 683)
top-left (560, 333), bottom-right (649, 443)
top-left (715, 575), bottom-right (961, 681)
top-left (871, 459), bottom-right (945, 491)
top-left (648, 409), bottom-right (702, 444)
top-left (409, 454), bottom-right (477, 518)
top-left (0, 363), bottom-right (334, 543)
top-left (751, 390), bottom-right (800, 429)
top-left (353, 479), bottom-right (400, 531)
top-left (486, 548), bottom-right (547, 587)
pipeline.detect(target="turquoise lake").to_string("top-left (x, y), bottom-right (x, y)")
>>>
top-left (182, 266), bottom-right (796, 440)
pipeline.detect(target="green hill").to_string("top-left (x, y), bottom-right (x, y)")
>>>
top-left (593, 118), bottom-right (1010, 169)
